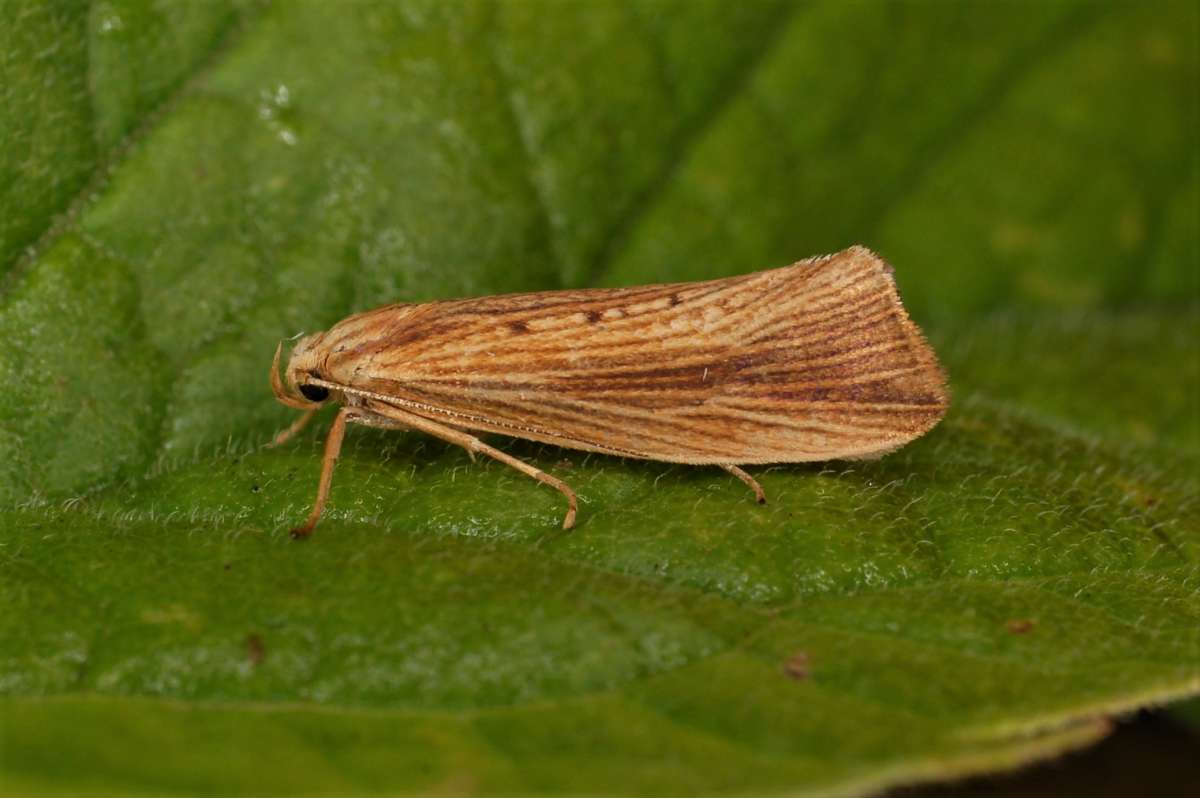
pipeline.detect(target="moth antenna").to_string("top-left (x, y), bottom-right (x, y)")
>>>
top-left (271, 340), bottom-right (320, 410)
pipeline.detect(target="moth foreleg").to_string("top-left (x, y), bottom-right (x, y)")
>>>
top-left (270, 408), bottom-right (317, 447)
top-left (364, 401), bottom-right (578, 530)
top-left (290, 407), bottom-right (349, 539)
top-left (719, 464), bottom-right (767, 505)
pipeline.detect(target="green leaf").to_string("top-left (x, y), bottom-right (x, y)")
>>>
top-left (1, 1), bottom-right (1197, 796)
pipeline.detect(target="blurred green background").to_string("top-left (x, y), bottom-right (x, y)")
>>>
top-left (1, 1), bottom-right (1196, 796)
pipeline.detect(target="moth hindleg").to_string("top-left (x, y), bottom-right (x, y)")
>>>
top-left (365, 401), bottom-right (578, 530)
top-left (719, 464), bottom-right (766, 504)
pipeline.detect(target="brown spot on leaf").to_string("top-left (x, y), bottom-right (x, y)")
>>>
top-left (783, 651), bottom-right (810, 681)
top-left (508, 320), bottom-right (530, 334)
top-left (1007, 619), bottom-right (1035, 635)
top-left (245, 633), bottom-right (266, 666)
top-left (586, 310), bottom-right (603, 323)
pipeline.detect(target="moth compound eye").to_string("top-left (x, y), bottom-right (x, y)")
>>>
top-left (299, 384), bottom-right (329, 403)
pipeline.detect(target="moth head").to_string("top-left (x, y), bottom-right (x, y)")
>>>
top-left (271, 333), bottom-right (333, 409)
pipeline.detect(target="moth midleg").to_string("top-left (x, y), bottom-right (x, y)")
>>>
top-left (719, 464), bottom-right (767, 505)
top-left (364, 400), bottom-right (578, 530)
top-left (270, 408), bottom-right (317, 447)
top-left (291, 407), bottom-right (349, 539)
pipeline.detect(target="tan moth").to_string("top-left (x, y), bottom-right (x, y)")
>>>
top-left (270, 246), bottom-right (947, 537)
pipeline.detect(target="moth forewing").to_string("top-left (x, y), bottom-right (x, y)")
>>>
top-left (271, 245), bottom-right (947, 536)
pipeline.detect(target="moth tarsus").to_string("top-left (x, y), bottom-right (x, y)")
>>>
top-left (270, 405), bottom-right (316, 447)
top-left (720, 463), bottom-right (767, 504)
top-left (270, 245), bottom-right (948, 535)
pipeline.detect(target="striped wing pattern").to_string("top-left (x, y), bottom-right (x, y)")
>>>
top-left (317, 247), bottom-right (947, 464)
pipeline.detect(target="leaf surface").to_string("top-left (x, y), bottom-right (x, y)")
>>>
top-left (1, 1), bottom-right (1197, 795)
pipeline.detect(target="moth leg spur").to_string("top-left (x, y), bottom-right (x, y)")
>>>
top-left (719, 464), bottom-right (767, 504)
top-left (364, 401), bottom-right (578, 530)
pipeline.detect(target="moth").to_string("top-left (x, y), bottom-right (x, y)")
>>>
top-left (270, 245), bottom-right (947, 537)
